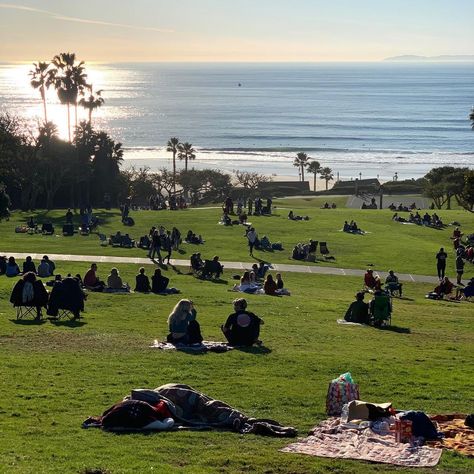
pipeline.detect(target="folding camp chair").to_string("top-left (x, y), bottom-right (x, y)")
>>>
top-left (370, 293), bottom-right (392, 327)
top-left (62, 223), bottom-right (74, 236)
top-left (15, 305), bottom-right (41, 320)
top-left (42, 223), bottom-right (54, 235)
top-left (55, 308), bottom-right (76, 320)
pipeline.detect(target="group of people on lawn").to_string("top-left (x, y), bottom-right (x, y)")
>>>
top-left (167, 298), bottom-right (263, 347)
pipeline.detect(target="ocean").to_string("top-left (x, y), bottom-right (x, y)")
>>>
top-left (1, 62), bottom-right (473, 181)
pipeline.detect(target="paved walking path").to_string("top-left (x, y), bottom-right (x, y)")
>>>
top-left (1, 251), bottom-right (441, 284)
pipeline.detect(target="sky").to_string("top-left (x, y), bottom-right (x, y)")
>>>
top-left (0, 0), bottom-right (473, 62)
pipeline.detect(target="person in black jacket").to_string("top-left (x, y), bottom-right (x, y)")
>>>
top-left (10, 272), bottom-right (49, 320)
top-left (221, 298), bottom-right (263, 346)
top-left (47, 276), bottom-right (85, 319)
top-left (22, 256), bottom-right (36, 274)
top-left (135, 267), bottom-right (151, 293)
top-left (151, 268), bottom-right (170, 293)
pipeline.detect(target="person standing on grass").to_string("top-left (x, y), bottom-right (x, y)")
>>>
top-left (436, 247), bottom-right (448, 280)
top-left (246, 227), bottom-right (258, 256)
top-left (455, 253), bottom-right (465, 285)
top-left (149, 229), bottom-right (162, 263)
top-left (162, 231), bottom-right (172, 264)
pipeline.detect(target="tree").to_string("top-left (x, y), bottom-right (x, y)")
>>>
top-left (79, 88), bottom-right (104, 124)
top-left (455, 170), bottom-right (474, 212)
top-left (51, 53), bottom-right (89, 141)
top-left (470, 107), bottom-right (474, 129)
top-left (293, 152), bottom-right (310, 182)
top-left (320, 167), bottom-right (334, 191)
top-left (178, 142), bottom-right (196, 172)
top-left (0, 182), bottom-right (10, 220)
top-left (29, 62), bottom-right (54, 123)
top-left (307, 160), bottom-right (321, 192)
top-left (423, 167), bottom-right (468, 209)
top-left (234, 170), bottom-right (270, 197)
top-left (166, 137), bottom-right (180, 193)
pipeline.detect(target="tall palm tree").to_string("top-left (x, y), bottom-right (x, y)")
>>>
top-left (178, 142), bottom-right (196, 172)
top-left (166, 137), bottom-right (180, 193)
top-left (307, 160), bottom-right (321, 192)
top-left (51, 53), bottom-right (88, 142)
top-left (29, 62), bottom-right (54, 123)
top-left (320, 166), bottom-right (334, 191)
top-left (79, 88), bottom-right (104, 125)
top-left (293, 152), bottom-right (310, 182)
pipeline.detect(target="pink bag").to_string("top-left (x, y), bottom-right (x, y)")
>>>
top-left (326, 372), bottom-right (360, 416)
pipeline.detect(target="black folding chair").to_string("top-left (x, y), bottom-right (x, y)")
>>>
top-left (15, 305), bottom-right (41, 320)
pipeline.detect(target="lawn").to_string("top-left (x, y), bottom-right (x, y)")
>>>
top-left (1, 197), bottom-right (473, 277)
top-left (1, 261), bottom-right (473, 473)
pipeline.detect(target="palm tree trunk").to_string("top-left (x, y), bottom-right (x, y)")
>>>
top-left (301, 166), bottom-right (305, 182)
top-left (173, 151), bottom-right (176, 193)
top-left (75, 103), bottom-right (78, 129)
top-left (41, 88), bottom-right (48, 123)
top-left (89, 108), bottom-right (92, 124)
top-left (325, 179), bottom-right (328, 191)
top-left (67, 104), bottom-right (71, 143)
top-left (185, 155), bottom-right (188, 172)
top-left (313, 173), bottom-right (316, 192)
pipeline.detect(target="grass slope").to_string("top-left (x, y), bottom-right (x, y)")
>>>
top-left (1, 262), bottom-right (473, 473)
top-left (1, 198), bottom-right (473, 277)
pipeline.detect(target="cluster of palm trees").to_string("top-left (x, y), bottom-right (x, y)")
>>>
top-left (293, 152), bottom-right (334, 191)
top-left (29, 53), bottom-right (104, 142)
top-left (166, 137), bottom-right (196, 192)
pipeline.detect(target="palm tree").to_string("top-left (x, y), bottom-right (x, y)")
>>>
top-left (178, 142), bottom-right (196, 172)
top-left (79, 88), bottom-right (104, 125)
top-left (307, 160), bottom-right (321, 192)
top-left (29, 62), bottom-right (54, 123)
top-left (320, 166), bottom-right (334, 191)
top-left (293, 152), bottom-right (310, 182)
top-left (470, 107), bottom-right (474, 129)
top-left (51, 53), bottom-right (88, 142)
top-left (166, 137), bottom-right (180, 193)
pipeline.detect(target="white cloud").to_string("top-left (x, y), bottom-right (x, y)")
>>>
top-left (0, 3), bottom-right (174, 33)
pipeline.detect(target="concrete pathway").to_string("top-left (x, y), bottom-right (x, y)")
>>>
top-left (1, 251), bottom-right (442, 284)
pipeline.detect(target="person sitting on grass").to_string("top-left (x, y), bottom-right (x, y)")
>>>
top-left (10, 271), bottom-right (49, 320)
top-left (37, 258), bottom-right (52, 278)
top-left (221, 212), bottom-right (232, 226)
top-left (135, 267), bottom-right (151, 293)
top-left (83, 263), bottom-right (105, 292)
top-left (452, 227), bottom-right (463, 240)
top-left (151, 268), bottom-right (170, 293)
top-left (42, 255), bottom-right (55, 275)
top-left (106, 268), bottom-right (129, 292)
top-left (456, 277), bottom-right (474, 300)
top-left (260, 235), bottom-right (272, 251)
top-left (47, 275), bottom-right (86, 320)
top-left (364, 269), bottom-right (376, 291)
top-left (433, 277), bottom-right (454, 298)
top-left (276, 273), bottom-right (284, 291)
top-left (167, 299), bottom-right (203, 345)
top-left (221, 298), bottom-right (263, 346)
top-left (385, 270), bottom-right (403, 296)
top-left (369, 290), bottom-right (392, 327)
top-left (0, 256), bottom-right (7, 275)
top-left (344, 292), bottom-right (369, 324)
top-left (190, 252), bottom-right (204, 273)
top-left (22, 256), bottom-right (36, 274)
top-left (263, 274), bottom-right (278, 296)
top-left (202, 256), bottom-right (224, 279)
top-left (5, 256), bottom-right (20, 277)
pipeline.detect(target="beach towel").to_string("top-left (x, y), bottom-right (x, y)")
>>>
top-left (429, 414), bottom-right (474, 457)
top-left (281, 418), bottom-right (442, 467)
top-left (337, 319), bottom-right (366, 326)
top-left (150, 340), bottom-right (234, 353)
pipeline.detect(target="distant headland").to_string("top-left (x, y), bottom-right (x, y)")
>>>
top-left (384, 54), bottom-right (474, 62)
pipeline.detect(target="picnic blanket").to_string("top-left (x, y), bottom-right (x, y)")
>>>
top-left (150, 340), bottom-right (234, 353)
top-left (124, 384), bottom-right (297, 436)
top-left (337, 319), bottom-right (365, 326)
top-left (281, 418), bottom-right (442, 467)
top-left (429, 414), bottom-right (474, 457)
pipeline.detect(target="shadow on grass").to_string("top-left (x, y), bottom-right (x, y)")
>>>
top-left (235, 345), bottom-right (272, 355)
top-left (379, 325), bottom-right (411, 334)
top-left (50, 319), bottom-right (87, 328)
top-left (10, 318), bottom-right (47, 325)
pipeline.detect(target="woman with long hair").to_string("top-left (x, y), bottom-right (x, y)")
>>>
top-left (167, 299), bottom-right (203, 344)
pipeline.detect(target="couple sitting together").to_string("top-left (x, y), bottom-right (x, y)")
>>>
top-left (233, 271), bottom-right (290, 296)
top-left (167, 298), bottom-right (263, 347)
top-left (344, 291), bottom-right (392, 327)
top-left (135, 267), bottom-right (179, 294)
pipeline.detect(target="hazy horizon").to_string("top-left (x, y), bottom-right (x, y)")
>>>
top-left (1, 0), bottom-right (473, 62)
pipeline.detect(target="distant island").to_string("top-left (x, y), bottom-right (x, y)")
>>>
top-left (384, 54), bottom-right (474, 62)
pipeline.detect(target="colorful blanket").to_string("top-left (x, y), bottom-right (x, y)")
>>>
top-left (150, 340), bottom-right (233, 353)
top-left (429, 414), bottom-right (474, 457)
top-left (281, 418), bottom-right (442, 467)
top-left (127, 384), bottom-right (297, 436)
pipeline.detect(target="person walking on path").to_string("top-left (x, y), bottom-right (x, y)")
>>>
top-left (246, 227), bottom-right (258, 257)
top-left (436, 247), bottom-right (447, 280)
top-left (149, 229), bottom-right (162, 264)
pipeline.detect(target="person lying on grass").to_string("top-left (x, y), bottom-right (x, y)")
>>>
top-left (344, 291), bottom-right (369, 324)
top-left (167, 299), bottom-right (203, 345)
top-left (221, 298), bottom-right (263, 346)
